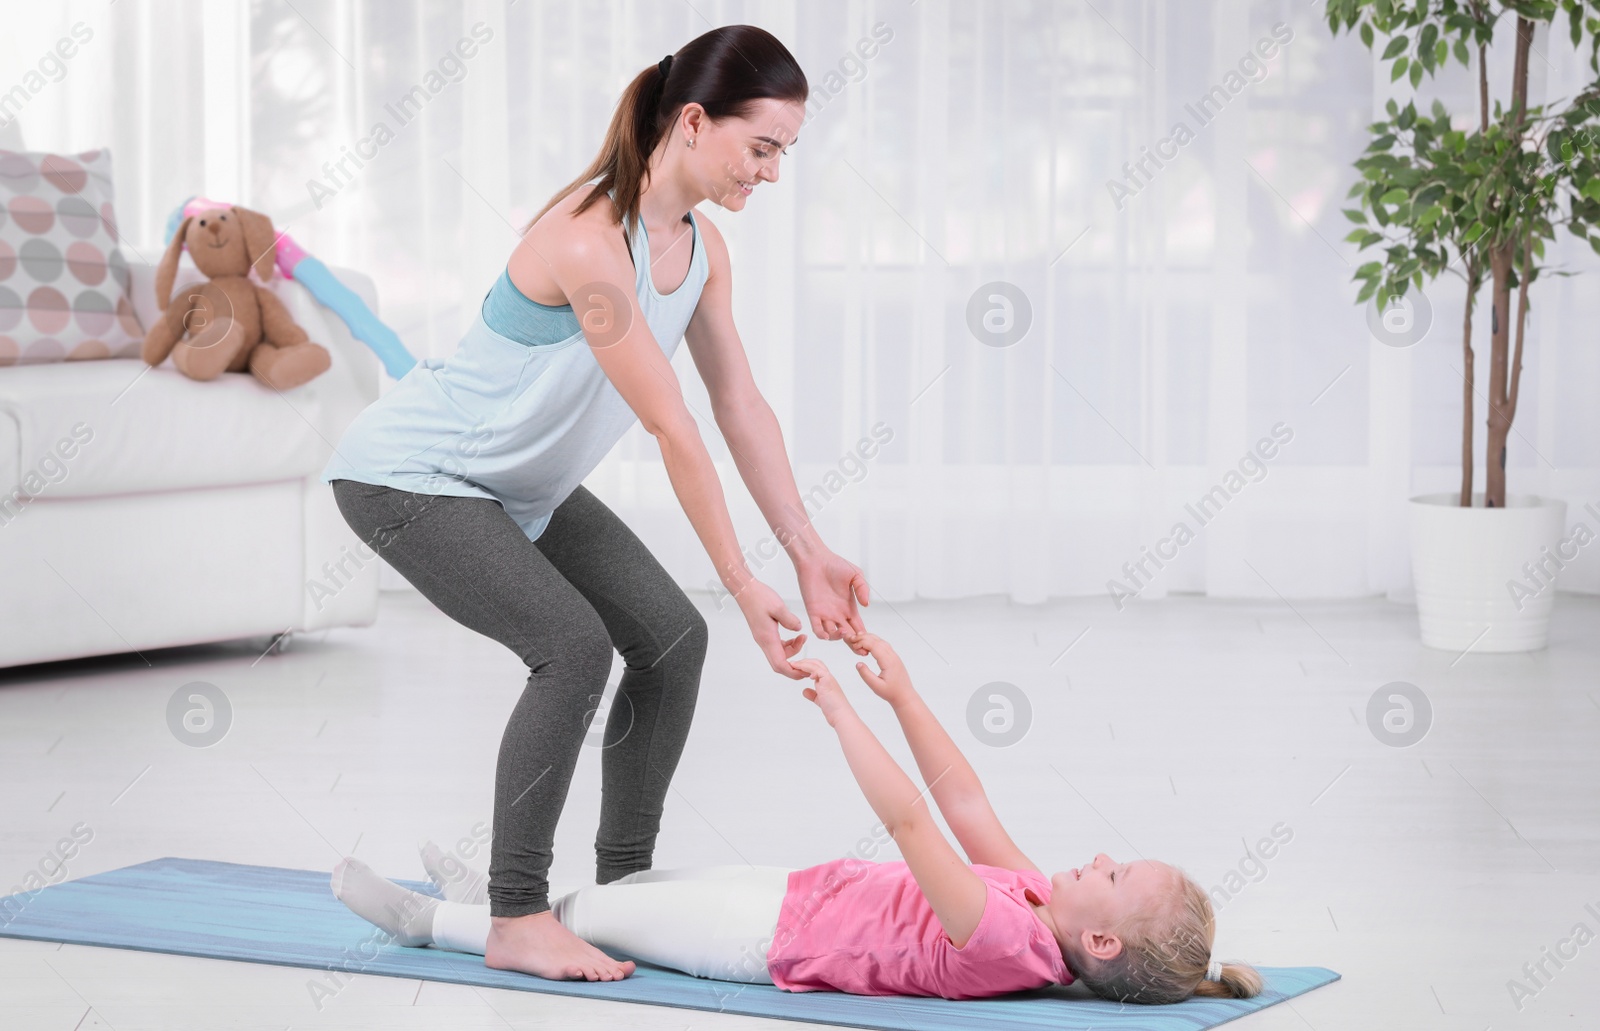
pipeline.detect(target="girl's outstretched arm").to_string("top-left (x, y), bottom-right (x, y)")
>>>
top-left (846, 633), bottom-right (1038, 874)
top-left (794, 658), bottom-right (989, 948)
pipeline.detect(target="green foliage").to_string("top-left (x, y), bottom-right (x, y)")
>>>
top-left (1326, 1), bottom-right (1600, 312)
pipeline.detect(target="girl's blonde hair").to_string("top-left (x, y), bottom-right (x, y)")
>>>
top-left (1068, 868), bottom-right (1263, 1005)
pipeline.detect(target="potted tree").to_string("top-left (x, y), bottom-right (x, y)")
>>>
top-left (1327, 0), bottom-right (1600, 651)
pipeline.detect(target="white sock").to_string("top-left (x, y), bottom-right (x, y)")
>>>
top-left (430, 900), bottom-right (493, 956)
top-left (419, 838), bottom-right (490, 905)
top-left (330, 857), bottom-right (438, 948)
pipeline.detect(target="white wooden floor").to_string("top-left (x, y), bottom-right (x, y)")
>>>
top-left (2, 588), bottom-right (1597, 1029)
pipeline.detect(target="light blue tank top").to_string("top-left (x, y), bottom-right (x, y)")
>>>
top-left (320, 188), bottom-right (709, 542)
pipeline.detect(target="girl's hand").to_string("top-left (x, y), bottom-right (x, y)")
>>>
top-left (795, 550), bottom-right (869, 641)
top-left (793, 657), bottom-right (852, 726)
top-left (734, 579), bottom-right (808, 679)
top-left (845, 632), bottom-right (913, 705)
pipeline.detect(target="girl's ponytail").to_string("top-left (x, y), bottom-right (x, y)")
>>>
top-left (1190, 959), bottom-right (1264, 1000)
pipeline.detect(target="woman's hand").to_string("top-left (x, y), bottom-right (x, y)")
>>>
top-left (845, 631), bottom-right (914, 706)
top-left (792, 657), bottom-right (852, 726)
top-left (734, 578), bottom-right (808, 679)
top-left (795, 550), bottom-right (870, 641)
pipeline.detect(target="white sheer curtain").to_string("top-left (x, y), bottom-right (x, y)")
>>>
top-left (7, 0), bottom-right (1597, 604)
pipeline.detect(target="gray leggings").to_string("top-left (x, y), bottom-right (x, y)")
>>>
top-left (330, 479), bottom-right (708, 917)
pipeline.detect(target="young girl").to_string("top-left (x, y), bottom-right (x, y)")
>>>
top-left (333, 633), bottom-right (1264, 1004)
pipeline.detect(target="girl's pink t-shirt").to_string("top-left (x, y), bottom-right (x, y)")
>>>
top-left (765, 859), bottom-right (1073, 999)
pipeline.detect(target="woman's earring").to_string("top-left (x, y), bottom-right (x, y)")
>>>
top-left (687, 136), bottom-right (695, 148)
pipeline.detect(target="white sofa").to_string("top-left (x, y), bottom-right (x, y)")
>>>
top-left (0, 256), bottom-right (384, 669)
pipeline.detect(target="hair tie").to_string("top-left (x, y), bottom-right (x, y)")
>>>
top-left (1204, 958), bottom-right (1223, 982)
top-left (658, 54), bottom-right (674, 81)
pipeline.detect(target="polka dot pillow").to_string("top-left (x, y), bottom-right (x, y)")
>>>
top-left (0, 147), bottom-right (144, 365)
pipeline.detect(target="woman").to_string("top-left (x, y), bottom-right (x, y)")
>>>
top-left (320, 25), bottom-right (867, 982)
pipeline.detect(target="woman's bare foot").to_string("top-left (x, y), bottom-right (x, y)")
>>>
top-left (484, 911), bottom-right (636, 981)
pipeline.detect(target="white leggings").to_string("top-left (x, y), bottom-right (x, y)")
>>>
top-left (431, 864), bottom-right (792, 984)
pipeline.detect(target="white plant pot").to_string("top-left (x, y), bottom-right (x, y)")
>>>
top-left (1408, 492), bottom-right (1568, 652)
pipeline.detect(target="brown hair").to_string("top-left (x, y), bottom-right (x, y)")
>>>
top-left (523, 25), bottom-right (808, 233)
top-left (1066, 868), bottom-right (1264, 1005)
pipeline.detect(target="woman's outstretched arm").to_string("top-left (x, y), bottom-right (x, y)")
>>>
top-left (682, 214), bottom-right (869, 641)
top-left (793, 658), bottom-right (989, 948)
top-left (545, 228), bottom-right (807, 679)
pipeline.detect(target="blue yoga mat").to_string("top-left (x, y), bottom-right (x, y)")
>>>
top-left (0, 857), bottom-right (1338, 1030)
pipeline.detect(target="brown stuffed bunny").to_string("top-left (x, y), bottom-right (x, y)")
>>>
top-left (143, 205), bottom-right (331, 390)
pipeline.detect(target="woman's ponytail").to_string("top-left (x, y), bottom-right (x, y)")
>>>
top-left (521, 59), bottom-right (664, 233)
top-left (525, 25), bottom-right (806, 234)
